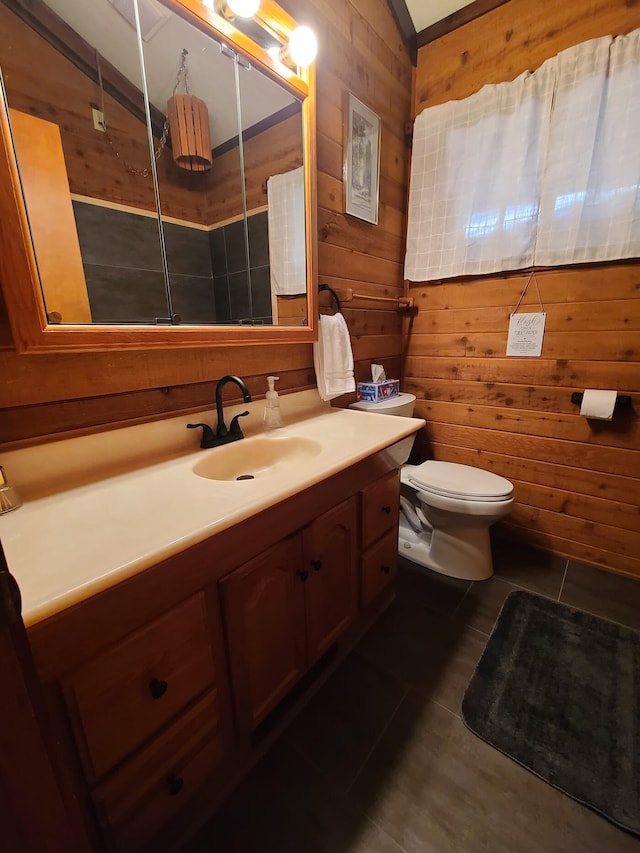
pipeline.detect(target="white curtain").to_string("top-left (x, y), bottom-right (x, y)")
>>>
top-left (405, 28), bottom-right (640, 281)
top-left (267, 166), bottom-right (306, 296)
top-left (405, 59), bottom-right (556, 281)
top-left (536, 30), bottom-right (640, 265)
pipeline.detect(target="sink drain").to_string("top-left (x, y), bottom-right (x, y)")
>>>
top-left (236, 474), bottom-right (255, 480)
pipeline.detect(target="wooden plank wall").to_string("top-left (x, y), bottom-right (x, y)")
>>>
top-left (206, 112), bottom-right (303, 225)
top-left (284, 0), bottom-right (411, 384)
top-left (408, 0), bottom-right (640, 577)
top-left (0, 0), bottom-right (411, 446)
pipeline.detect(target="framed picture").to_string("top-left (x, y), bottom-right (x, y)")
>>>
top-left (344, 94), bottom-right (381, 225)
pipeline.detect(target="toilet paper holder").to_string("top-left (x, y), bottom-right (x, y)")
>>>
top-left (570, 392), bottom-right (632, 412)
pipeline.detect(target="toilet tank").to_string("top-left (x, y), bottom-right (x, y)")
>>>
top-left (349, 392), bottom-right (416, 418)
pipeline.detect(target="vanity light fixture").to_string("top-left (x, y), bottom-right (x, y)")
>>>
top-left (266, 44), bottom-right (294, 77)
top-left (214, 0), bottom-right (261, 20)
top-left (278, 25), bottom-right (318, 69)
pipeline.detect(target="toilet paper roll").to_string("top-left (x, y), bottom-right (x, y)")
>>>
top-left (579, 389), bottom-right (617, 420)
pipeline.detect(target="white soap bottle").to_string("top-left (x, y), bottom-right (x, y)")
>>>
top-left (263, 375), bottom-right (284, 429)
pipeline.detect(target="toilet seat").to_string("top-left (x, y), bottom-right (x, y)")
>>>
top-left (405, 461), bottom-right (513, 503)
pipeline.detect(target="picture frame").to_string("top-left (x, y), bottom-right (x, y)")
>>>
top-left (343, 93), bottom-right (381, 225)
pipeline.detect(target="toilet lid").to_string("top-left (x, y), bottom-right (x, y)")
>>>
top-left (408, 461), bottom-right (513, 501)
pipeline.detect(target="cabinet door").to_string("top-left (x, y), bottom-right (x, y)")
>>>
top-left (220, 535), bottom-right (306, 731)
top-left (361, 470), bottom-right (400, 550)
top-left (303, 497), bottom-right (359, 664)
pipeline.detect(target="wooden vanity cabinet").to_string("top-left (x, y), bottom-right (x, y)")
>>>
top-left (26, 459), bottom-right (403, 852)
top-left (221, 497), bottom-right (358, 732)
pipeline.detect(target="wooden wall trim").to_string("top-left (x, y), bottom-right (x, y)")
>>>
top-left (384, 0), bottom-right (417, 64)
top-left (416, 0), bottom-right (510, 48)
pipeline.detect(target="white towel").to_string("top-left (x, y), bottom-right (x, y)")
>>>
top-left (267, 167), bottom-right (306, 296)
top-left (313, 313), bottom-right (356, 401)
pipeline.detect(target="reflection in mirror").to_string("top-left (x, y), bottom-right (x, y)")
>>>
top-left (0, 0), bottom-right (310, 329)
top-left (0, 0), bottom-right (170, 324)
top-left (237, 58), bottom-right (306, 326)
top-left (140, 4), bottom-right (248, 325)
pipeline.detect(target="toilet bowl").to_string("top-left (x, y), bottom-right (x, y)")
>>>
top-left (349, 393), bottom-right (514, 580)
top-left (400, 461), bottom-right (513, 581)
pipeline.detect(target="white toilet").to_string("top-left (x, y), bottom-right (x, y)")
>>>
top-left (350, 393), bottom-right (514, 581)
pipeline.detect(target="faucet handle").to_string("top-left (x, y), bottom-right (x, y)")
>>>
top-left (229, 411), bottom-right (250, 436)
top-left (186, 422), bottom-right (217, 448)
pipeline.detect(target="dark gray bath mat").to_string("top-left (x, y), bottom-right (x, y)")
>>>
top-left (462, 590), bottom-right (640, 835)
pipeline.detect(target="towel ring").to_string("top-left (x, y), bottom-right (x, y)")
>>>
top-left (318, 283), bottom-right (341, 314)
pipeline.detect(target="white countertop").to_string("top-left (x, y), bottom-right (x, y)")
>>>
top-left (0, 391), bottom-right (423, 627)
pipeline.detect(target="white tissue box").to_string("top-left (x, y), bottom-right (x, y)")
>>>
top-left (357, 380), bottom-right (400, 402)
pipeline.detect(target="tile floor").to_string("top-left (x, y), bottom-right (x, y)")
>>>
top-left (188, 541), bottom-right (640, 852)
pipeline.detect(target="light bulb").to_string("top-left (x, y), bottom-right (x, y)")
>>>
top-left (288, 25), bottom-right (317, 68)
top-left (226, 0), bottom-right (260, 17)
top-left (268, 45), bottom-right (293, 76)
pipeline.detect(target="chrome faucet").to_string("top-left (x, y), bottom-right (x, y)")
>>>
top-left (187, 375), bottom-right (252, 448)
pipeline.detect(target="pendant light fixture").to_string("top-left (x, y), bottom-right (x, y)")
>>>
top-left (167, 49), bottom-right (213, 172)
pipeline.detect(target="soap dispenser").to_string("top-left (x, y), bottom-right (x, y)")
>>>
top-left (263, 375), bottom-right (284, 429)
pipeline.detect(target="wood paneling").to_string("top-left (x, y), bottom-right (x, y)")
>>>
top-left (409, 3), bottom-right (640, 576)
top-left (413, 0), bottom-right (640, 114)
top-left (416, 0), bottom-right (509, 48)
top-left (206, 112), bottom-right (303, 226)
top-left (0, 0), bottom-right (411, 446)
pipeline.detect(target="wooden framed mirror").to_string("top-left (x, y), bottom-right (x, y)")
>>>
top-left (0, 0), bottom-right (317, 352)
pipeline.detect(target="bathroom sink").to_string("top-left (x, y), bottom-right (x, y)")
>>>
top-left (192, 435), bottom-right (323, 482)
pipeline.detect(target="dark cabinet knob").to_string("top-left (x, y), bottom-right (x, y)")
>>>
top-left (381, 565), bottom-right (391, 575)
top-left (382, 505), bottom-right (392, 514)
top-left (310, 559), bottom-right (322, 571)
top-left (167, 775), bottom-right (184, 796)
top-left (296, 569), bottom-right (309, 582)
top-left (149, 678), bottom-right (168, 699)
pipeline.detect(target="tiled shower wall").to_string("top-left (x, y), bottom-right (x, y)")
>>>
top-left (209, 213), bottom-right (272, 324)
top-left (73, 202), bottom-right (271, 325)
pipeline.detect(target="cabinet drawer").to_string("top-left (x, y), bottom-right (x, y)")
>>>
top-left (63, 593), bottom-right (217, 781)
top-left (361, 471), bottom-right (400, 550)
top-left (361, 528), bottom-right (399, 608)
top-left (93, 691), bottom-right (224, 853)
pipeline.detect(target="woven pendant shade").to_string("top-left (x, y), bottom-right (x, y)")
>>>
top-left (167, 94), bottom-right (212, 172)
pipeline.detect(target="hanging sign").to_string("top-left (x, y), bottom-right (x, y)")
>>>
top-left (506, 312), bottom-right (546, 357)
top-left (506, 271), bottom-right (546, 357)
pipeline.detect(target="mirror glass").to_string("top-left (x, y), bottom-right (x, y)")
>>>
top-left (0, 0), bottom-right (170, 324)
top-left (0, 0), bottom-right (310, 328)
top-left (237, 58), bottom-right (307, 326)
top-left (140, 3), bottom-right (247, 325)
